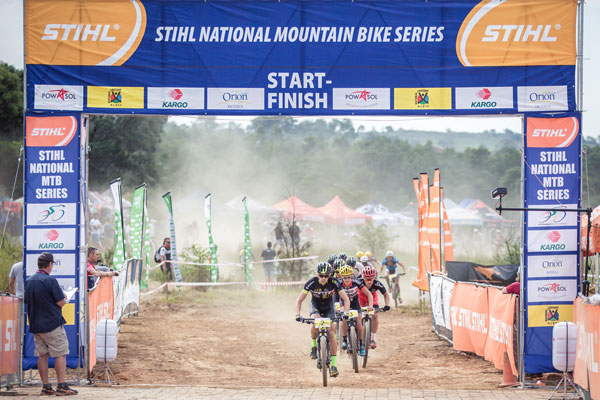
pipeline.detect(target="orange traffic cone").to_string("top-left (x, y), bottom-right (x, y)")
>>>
top-left (498, 351), bottom-right (517, 388)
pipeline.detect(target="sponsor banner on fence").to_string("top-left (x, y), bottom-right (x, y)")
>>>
top-left (573, 298), bottom-right (600, 400)
top-left (207, 88), bottom-right (264, 110)
top-left (526, 229), bottom-right (578, 253)
top-left (147, 87), bottom-right (204, 110)
top-left (528, 304), bottom-right (574, 327)
top-left (25, 227), bottom-right (76, 251)
top-left (25, 1), bottom-right (576, 116)
top-left (527, 279), bottom-right (578, 303)
top-left (454, 87), bottom-right (513, 110)
top-left (527, 254), bottom-right (578, 278)
top-left (26, 203), bottom-right (77, 226)
top-left (527, 204), bottom-right (579, 228)
top-left (441, 278), bottom-right (454, 331)
top-left (517, 86), bottom-right (569, 112)
top-left (88, 276), bottom-right (114, 373)
top-left (449, 282), bottom-right (489, 356)
top-left (332, 88), bottom-right (390, 110)
top-left (25, 252), bottom-right (76, 277)
top-left (0, 296), bottom-right (19, 375)
top-left (34, 85), bottom-right (83, 110)
top-left (484, 288), bottom-right (517, 376)
top-left (429, 275), bottom-right (445, 329)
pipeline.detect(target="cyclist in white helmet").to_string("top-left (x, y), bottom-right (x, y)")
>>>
top-left (380, 250), bottom-right (406, 303)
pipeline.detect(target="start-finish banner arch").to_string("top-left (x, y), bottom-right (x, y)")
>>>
top-left (24, 0), bottom-right (577, 116)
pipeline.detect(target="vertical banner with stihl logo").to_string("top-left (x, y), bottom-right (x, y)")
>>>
top-left (242, 197), bottom-right (252, 284)
top-left (523, 112), bottom-right (581, 373)
top-left (162, 192), bottom-right (183, 283)
top-left (204, 194), bottom-right (218, 283)
top-left (440, 187), bottom-right (454, 263)
top-left (427, 169), bottom-right (441, 272)
top-left (23, 113), bottom-right (81, 370)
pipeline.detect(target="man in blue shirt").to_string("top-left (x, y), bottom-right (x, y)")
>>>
top-left (24, 252), bottom-right (78, 396)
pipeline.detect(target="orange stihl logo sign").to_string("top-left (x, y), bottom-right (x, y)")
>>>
top-left (456, 0), bottom-right (576, 67)
top-left (25, 0), bottom-right (146, 66)
top-left (26, 116), bottom-right (78, 147)
top-left (527, 117), bottom-right (579, 148)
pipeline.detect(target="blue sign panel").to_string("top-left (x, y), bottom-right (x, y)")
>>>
top-left (523, 112), bottom-right (581, 373)
top-left (24, 0), bottom-right (578, 116)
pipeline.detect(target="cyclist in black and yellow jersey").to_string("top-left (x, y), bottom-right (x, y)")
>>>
top-left (296, 262), bottom-right (350, 377)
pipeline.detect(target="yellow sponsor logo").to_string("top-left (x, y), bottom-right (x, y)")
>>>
top-left (456, 0), bottom-right (576, 67)
top-left (62, 303), bottom-right (75, 325)
top-left (25, 0), bottom-right (146, 66)
top-left (528, 304), bottom-right (573, 327)
top-left (87, 86), bottom-right (144, 108)
top-left (394, 88), bottom-right (452, 110)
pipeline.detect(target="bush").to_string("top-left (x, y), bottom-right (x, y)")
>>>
top-left (180, 244), bottom-right (211, 283)
top-left (0, 239), bottom-right (22, 293)
top-left (355, 221), bottom-right (392, 257)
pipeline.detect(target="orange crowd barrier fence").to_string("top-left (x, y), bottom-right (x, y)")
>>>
top-left (0, 295), bottom-right (20, 382)
top-left (87, 277), bottom-right (114, 374)
top-left (573, 297), bottom-right (600, 400)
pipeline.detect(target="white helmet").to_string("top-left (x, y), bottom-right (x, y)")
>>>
top-left (360, 255), bottom-right (368, 263)
top-left (385, 250), bottom-right (394, 257)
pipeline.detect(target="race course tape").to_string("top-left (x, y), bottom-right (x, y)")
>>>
top-left (147, 255), bottom-right (318, 271)
top-left (141, 280), bottom-right (305, 296)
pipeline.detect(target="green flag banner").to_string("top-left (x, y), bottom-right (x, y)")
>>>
top-left (130, 185), bottom-right (145, 259)
top-left (110, 179), bottom-right (126, 270)
top-left (162, 192), bottom-right (183, 283)
top-left (141, 200), bottom-right (151, 289)
top-left (242, 196), bottom-right (252, 284)
top-left (204, 193), bottom-right (218, 283)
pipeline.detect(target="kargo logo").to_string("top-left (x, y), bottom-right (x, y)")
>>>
top-left (456, 0), bottom-right (576, 66)
top-left (25, 0), bottom-right (146, 66)
top-left (527, 116), bottom-right (578, 148)
top-left (26, 116), bottom-right (77, 147)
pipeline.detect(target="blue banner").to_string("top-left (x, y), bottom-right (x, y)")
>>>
top-left (24, 0), bottom-right (577, 116)
top-left (522, 112), bottom-right (581, 373)
top-left (23, 113), bottom-right (82, 370)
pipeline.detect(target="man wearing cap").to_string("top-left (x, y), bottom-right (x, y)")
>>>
top-left (24, 252), bottom-right (78, 396)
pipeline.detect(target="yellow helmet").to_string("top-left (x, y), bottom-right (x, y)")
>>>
top-left (365, 251), bottom-right (372, 258)
top-left (356, 251), bottom-right (364, 259)
top-left (340, 265), bottom-right (354, 277)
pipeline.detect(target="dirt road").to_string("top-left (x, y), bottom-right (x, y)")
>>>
top-left (108, 288), bottom-right (502, 389)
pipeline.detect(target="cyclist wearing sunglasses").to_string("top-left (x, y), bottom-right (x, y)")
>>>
top-left (358, 265), bottom-right (391, 349)
top-left (338, 265), bottom-right (373, 356)
top-left (296, 262), bottom-right (350, 377)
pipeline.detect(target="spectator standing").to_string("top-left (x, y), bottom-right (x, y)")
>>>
top-left (89, 214), bottom-right (102, 247)
top-left (158, 238), bottom-right (173, 281)
top-left (261, 242), bottom-right (277, 283)
top-left (274, 221), bottom-right (284, 247)
top-left (24, 252), bottom-right (78, 395)
top-left (9, 261), bottom-right (24, 298)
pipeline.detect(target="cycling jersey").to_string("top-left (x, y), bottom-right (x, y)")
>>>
top-left (340, 278), bottom-right (364, 301)
top-left (361, 278), bottom-right (387, 295)
top-left (382, 257), bottom-right (401, 274)
top-left (358, 278), bottom-right (386, 307)
top-left (303, 276), bottom-right (342, 307)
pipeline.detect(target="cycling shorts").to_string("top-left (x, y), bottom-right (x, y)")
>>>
top-left (340, 297), bottom-right (362, 312)
top-left (358, 290), bottom-right (378, 308)
top-left (309, 300), bottom-right (336, 319)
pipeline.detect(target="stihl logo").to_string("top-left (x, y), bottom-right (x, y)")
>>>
top-left (532, 128), bottom-right (568, 138)
top-left (482, 25), bottom-right (558, 43)
top-left (42, 24), bottom-right (116, 41)
top-left (31, 127), bottom-right (67, 137)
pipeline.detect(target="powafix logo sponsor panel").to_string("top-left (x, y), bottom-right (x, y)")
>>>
top-left (527, 204), bottom-right (578, 228)
top-left (25, 253), bottom-right (76, 276)
top-left (527, 229), bottom-right (578, 253)
top-left (332, 88), bottom-right (390, 110)
top-left (147, 87), bottom-right (205, 110)
top-left (24, 0), bottom-right (576, 116)
top-left (34, 85), bottom-right (83, 110)
top-left (207, 88), bottom-right (264, 110)
top-left (25, 116), bottom-right (80, 204)
top-left (454, 87), bottom-right (513, 110)
top-left (527, 279), bottom-right (578, 303)
top-left (26, 203), bottom-right (77, 226)
top-left (527, 254), bottom-right (578, 278)
top-left (25, 227), bottom-right (77, 251)
top-left (518, 86), bottom-right (569, 112)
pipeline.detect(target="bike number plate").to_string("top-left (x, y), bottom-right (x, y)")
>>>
top-left (314, 318), bottom-right (331, 328)
top-left (347, 310), bottom-right (359, 318)
top-left (335, 302), bottom-right (341, 311)
top-left (389, 273), bottom-right (397, 279)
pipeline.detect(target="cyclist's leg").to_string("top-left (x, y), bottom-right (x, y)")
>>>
top-left (326, 302), bottom-right (337, 356)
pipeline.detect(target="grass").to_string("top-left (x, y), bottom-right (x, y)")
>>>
top-left (0, 238), bottom-right (21, 293)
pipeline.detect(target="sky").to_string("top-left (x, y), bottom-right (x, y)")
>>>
top-left (1, 0), bottom-right (598, 137)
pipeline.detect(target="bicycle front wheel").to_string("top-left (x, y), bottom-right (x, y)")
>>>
top-left (350, 324), bottom-right (359, 373)
top-left (320, 334), bottom-right (328, 387)
top-left (362, 319), bottom-right (371, 368)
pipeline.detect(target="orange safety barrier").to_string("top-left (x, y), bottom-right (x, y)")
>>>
top-left (573, 298), bottom-right (600, 400)
top-left (449, 283), bottom-right (489, 356)
top-left (0, 296), bottom-right (19, 376)
top-left (484, 288), bottom-right (517, 376)
top-left (88, 277), bottom-right (114, 373)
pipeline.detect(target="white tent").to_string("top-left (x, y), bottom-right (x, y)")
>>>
top-left (444, 198), bottom-right (483, 228)
top-left (355, 200), bottom-right (415, 226)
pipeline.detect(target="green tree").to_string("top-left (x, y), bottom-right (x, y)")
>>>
top-left (0, 63), bottom-right (24, 197)
top-left (355, 221), bottom-right (392, 257)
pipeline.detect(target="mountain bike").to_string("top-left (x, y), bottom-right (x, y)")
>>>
top-left (334, 302), bottom-right (342, 349)
top-left (360, 307), bottom-right (386, 368)
top-left (384, 272), bottom-right (405, 307)
top-left (298, 317), bottom-right (338, 386)
top-left (343, 310), bottom-right (360, 373)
